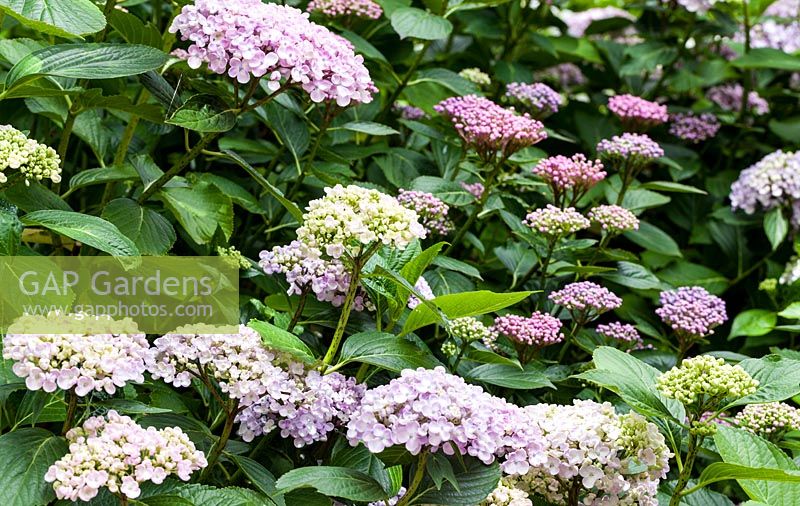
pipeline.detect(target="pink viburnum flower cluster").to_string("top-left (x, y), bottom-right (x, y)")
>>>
top-left (524, 205), bottom-right (590, 236)
top-left (2, 316), bottom-right (149, 396)
top-left (707, 84), bottom-right (769, 116)
top-left (170, 0), bottom-right (376, 105)
top-left (669, 113), bottom-right (720, 143)
top-left (596, 133), bottom-right (664, 161)
top-left (346, 367), bottom-right (549, 474)
top-left (549, 281), bottom-right (622, 320)
top-left (505, 82), bottom-right (563, 119)
top-left (434, 95), bottom-right (547, 161)
top-left (587, 205), bottom-right (639, 233)
top-left (307, 0), bottom-right (382, 19)
top-left (397, 189), bottom-right (453, 236)
top-left (656, 286), bottom-right (727, 338)
top-left (607, 94), bottom-right (669, 130)
top-left (45, 411), bottom-right (207, 502)
top-left (532, 154), bottom-right (606, 206)
top-left (490, 312), bottom-right (564, 347)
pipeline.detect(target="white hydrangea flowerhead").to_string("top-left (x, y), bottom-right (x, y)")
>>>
top-left (0, 124), bottom-right (61, 185)
top-left (45, 410), bottom-right (207, 502)
top-left (2, 314), bottom-right (149, 396)
top-left (481, 478), bottom-right (533, 506)
top-left (296, 184), bottom-right (426, 259)
top-left (656, 355), bottom-right (759, 406)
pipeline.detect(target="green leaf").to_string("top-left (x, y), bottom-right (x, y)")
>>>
top-left (417, 458), bottom-right (501, 506)
top-left (600, 261), bottom-right (662, 290)
top-left (275, 466), bottom-right (388, 502)
top-left (167, 95), bottom-right (236, 133)
top-left (391, 7), bottom-right (453, 40)
top-left (778, 303), bottom-right (800, 319)
top-left (401, 290), bottom-right (533, 335)
top-left (464, 363), bottom-right (554, 389)
top-left (730, 355), bottom-right (800, 407)
top-left (160, 180), bottom-right (233, 244)
top-left (0, 0), bottom-right (105, 38)
top-left (0, 204), bottom-right (23, 256)
top-left (411, 176), bottom-right (473, 206)
top-left (101, 198), bottom-right (176, 256)
top-left (107, 9), bottom-right (163, 48)
top-left (694, 462), bottom-right (800, 490)
top-left (769, 117), bottom-right (800, 143)
top-left (340, 121), bottom-right (399, 136)
top-left (95, 399), bottom-right (172, 414)
top-left (248, 319), bottom-right (316, 364)
top-left (2, 180), bottom-right (72, 212)
top-left (411, 68), bottom-right (480, 96)
top-left (21, 210), bottom-right (139, 256)
top-left (729, 310), bottom-right (777, 339)
top-left (764, 208), bottom-right (789, 251)
top-left (336, 331), bottom-right (443, 372)
top-left (263, 102), bottom-right (309, 172)
top-left (574, 346), bottom-right (684, 421)
top-left (68, 164), bottom-right (139, 192)
top-left (5, 44), bottom-right (167, 94)
top-left (732, 48), bottom-right (800, 71)
top-left (0, 428), bottom-right (68, 506)
top-left (640, 181), bottom-right (707, 195)
top-left (624, 221), bottom-right (682, 257)
top-left (229, 455), bottom-right (284, 506)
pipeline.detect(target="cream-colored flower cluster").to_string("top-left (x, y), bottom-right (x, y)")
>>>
top-left (657, 355), bottom-right (758, 406)
top-left (0, 124), bottom-right (61, 184)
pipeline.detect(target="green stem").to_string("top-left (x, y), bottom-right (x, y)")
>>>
top-left (397, 452), bottom-right (429, 506)
top-left (62, 388), bottom-right (78, 435)
top-left (444, 161), bottom-right (503, 256)
top-left (287, 106), bottom-right (332, 200)
top-left (669, 432), bottom-right (700, 506)
top-left (118, 495), bottom-right (129, 506)
top-left (138, 131), bottom-right (221, 203)
top-left (287, 291), bottom-right (308, 332)
top-left (96, 0), bottom-right (118, 42)
top-left (739, 0), bottom-right (753, 123)
top-left (54, 110), bottom-right (77, 195)
top-left (377, 41), bottom-right (431, 121)
top-left (200, 401), bottom-right (238, 482)
top-left (451, 340), bottom-right (469, 372)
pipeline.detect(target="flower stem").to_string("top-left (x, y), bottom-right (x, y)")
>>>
top-left (397, 452), bottom-right (429, 506)
top-left (444, 161), bottom-right (503, 256)
top-left (669, 432), bottom-right (700, 506)
top-left (62, 388), bottom-right (78, 435)
top-left (322, 257), bottom-right (364, 367)
top-left (200, 400), bottom-right (239, 482)
top-left (287, 290), bottom-right (309, 332)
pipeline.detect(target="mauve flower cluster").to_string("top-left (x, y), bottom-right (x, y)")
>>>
top-left (532, 154), bottom-right (606, 206)
top-left (236, 370), bottom-right (365, 447)
top-left (607, 94), bottom-right (668, 130)
top-left (407, 275), bottom-right (435, 309)
top-left (505, 400), bottom-right (670, 506)
top-left (505, 82), bottom-right (562, 119)
top-left (707, 84), bottom-right (769, 116)
top-left (656, 286), bottom-right (727, 338)
top-left (393, 103), bottom-right (427, 121)
top-left (3, 316), bottom-right (149, 396)
top-left (297, 184), bottom-right (426, 258)
top-left (260, 240), bottom-right (370, 311)
top-left (735, 402), bottom-right (800, 440)
top-left (0, 124), bottom-right (61, 184)
top-left (524, 205), bottom-right (590, 236)
top-left (596, 322), bottom-right (641, 344)
top-left (734, 0), bottom-right (800, 53)
top-left (669, 113), bottom-right (720, 143)
top-left (307, 0), bottom-right (382, 19)
top-left (346, 367), bottom-right (548, 474)
top-left (45, 411), bottom-right (206, 502)
top-left (434, 95), bottom-right (547, 161)
top-left (170, 0), bottom-right (376, 105)
top-left (730, 150), bottom-right (800, 226)
top-left (549, 281), bottom-right (622, 320)
top-left (459, 67), bottom-right (492, 88)
top-left (596, 133), bottom-right (664, 162)
top-left (560, 7), bottom-right (635, 37)
top-left (461, 181), bottom-right (485, 200)
top-left (490, 312), bottom-right (564, 347)
top-left (587, 204), bottom-right (640, 233)
top-left (657, 356), bottom-right (758, 406)
top-left (397, 189), bottom-right (453, 236)
top-left (534, 63), bottom-right (586, 89)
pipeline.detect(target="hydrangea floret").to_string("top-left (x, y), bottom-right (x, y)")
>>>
top-left (655, 286), bottom-right (727, 355)
top-left (669, 113), bottom-right (720, 143)
top-left (548, 281), bottom-right (622, 324)
top-left (730, 150), bottom-right (800, 227)
top-left (707, 84), bottom-right (769, 116)
top-left (656, 355), bottom-right (758, 406)
top-left (607, 94), bottom-right (669, 130)
top-left (490, 312), bottom-right (564, 363)
top-left (397, 189), bottom-right (453, 236)
top-left (459, 67), bottom-right (492, 88)
top-left (735, 402), bottom-right (800, 441)
top-left (587, 205), bottom-right (640, 234)
top-left (505, 82), bottom-right (563, 119)
top-left (523, 205), bottom-right (590, 236)
top-left (532, 154), bottom-right (606, 207)
top-left (0, 124), bottom-right (61, 185)
top-left (306, 0), bottom-right (382, 19)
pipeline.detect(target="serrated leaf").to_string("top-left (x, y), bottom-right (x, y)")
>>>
top-left (167, 95), bottom-right (236, 133)
top-left (464, 363), bottom-right (554, 389)
top-left (0, 0), bottom-right (105, 38)
top-left (248, 319), bottom-right (316, 364)
top-left (160, 181), bottom-right (233, 245)
top-left (391, 7), bottom-right (453, 40)
top-left (101, 198), bottom-right (176, 256)
top-left (0, 428), bottom-right (68, 506)
top-left (276, 466), bottom-right (387, 502)
top-left (21, 210), bottom-right (139, 256)
top-left (336, 331), bottom-right (442, 372)
top-left (729, 310), bottom-right (777, 340)
top-left (340, 121), bottom-right (399, 136)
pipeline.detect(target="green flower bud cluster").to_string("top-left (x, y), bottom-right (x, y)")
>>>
top-left (736, 402), bottom-right (800, 440)
top-left (689, 421), bottom-right (718, 437)
top-left (441, 341), bottom-right (458, 357)
top-left (449, 316), bottom-right (496, 343)
top-left (216, 245), bottom-right (250, 269)
top-left (0, 125), bottom-right (61, 185)
top-left (656, 355), bottom-right (758, 406)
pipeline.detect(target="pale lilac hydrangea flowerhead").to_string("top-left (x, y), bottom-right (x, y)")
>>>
top-left (259, 240), bottom-right (371, 311)
top-left (407, 275), bottom-right (435, 309)
top-left (735, 402), bottom-right (800, 441)
top-left (673, 0), bottom-right (716, 14)
top-left (0, 124), bottom-right (61, 185)
top-left (532, 154), bottom-right (606, 207)
top-left (434, 95), bottom-right (547, 162)
top-left (346, 367), bottom-right (548, 474)
top-left (730, 150), bottom-right (800, 227)
top-left (504, 400), bottom-right (671, 506)
top-left (3, 315), bottom-right (149, 396)
top-left (669, 113), bottom-right (720, 143)
top-left (481, 479), bottom-right (532, 506)
top-left (45, 411), bottom-right (207, 502)
top-left (587, 205), bottom-right (639, 234)
top-left (656, 286), bottom-right (727, 339)
top-left (524, 205), bottom-right (589, 236)
top-left (307, 0), bottom-right (382, 19)
top-left (549, 281), bottom-right (622, 322)
top-left (707, 84), bottom-right (769, 116)
top-left (461, 181), bottom-right (485, 200)
top-left (596, 322), bottom-right (649, 351)
top-left (170, 0), bottom-right (376, 106)
top-left (534, 63), bottom-right (586, 89)
top-left (596, 133), bottom-right (664, 162)
top-left (393, 103), bottom-right (427, 121)
top-left (296, 184), bottom-right (426, 259)
top-left (397, 189), bottom-right (453, 236)
top-left (733, 0), bottom-right (800, 54)
top-left (505, 82), bottom-right (563, 119)
top-left (607, 94), bottom-right (668, 130)
top-left (560, 7), bottom-right (635, 37)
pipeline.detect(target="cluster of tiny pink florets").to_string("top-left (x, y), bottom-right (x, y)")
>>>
top-left (607, 94), bottom-right (669, 130)
top-left (596, 133), bottom-right (664, 161)
top-left (397, 189), bottom-right (454, 236)
top-left (656, 286), bottom-right (727, 338)
top-left (490, 312), bottom-right (565, 347)
top-left (524, 205), bottom-right (590, 236)
top-left (669, 113), bottom-right (720, 143)
top-left (532, 154), bottom-right (606, 205)
top-left (549, 281), bottom-right (622, 319)
top-left (505, 82), bottom-right (563, 119)
top-left (307, 0), bottom-right (382, 19)
top-left (587, 205), bottom-right (640, 233)
top-left (706, 84), bottom-right (769, 116)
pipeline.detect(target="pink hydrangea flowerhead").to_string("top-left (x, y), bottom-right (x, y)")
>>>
top-left (505, 82), bottom-right (563, 119)
top-left (534, 63), bottom-right (586, 89)
top-left (169, 0), bottom-right (376, 106)
top-left (707, 84), bottom-right (769, 116)
top-left (656, 286), bottom-right (727, 338)
top-left (45, 411), bottom-right (207, 502)
top-left (596, 322), bottom-right (650, 351)
top-left (596, 133), bottom-right (664, 163)
top-left (490, 312), bottom-right (564, 347)
top-left (733, 0), bottom-right (800, 54)
top-left (346, 367), bottom-right (548, 474)
top-left (524, 204), bottom-right (589, 236)
top-left (307, 0), bottom-right (382, 19)
top-left (397, 189), bottom-right (453, 236)
top-left (607, 94), bottom-right (668, 130)
top-left (532, 154), bottom-right (606, 205)
top-left (669, 113), bottom-right (720, 143)
top-left (260, 240), bottom-right (371, 311)
top-left (461, 181), bottom-right (485, 200)
top-left (393, 103), bottom-right (427, 121)
top-left (735, 402), bottom-right (800, 440)
top-left (549, 281), bottom-right (622, 319)
top-left (587, 204), bottom-right (639, 234)
top-left (730, 150), bottom-right (800, 227)
top-left (434, 95), bottom-right (547, 161)
top-left (2, 314), bottom-right (149, 396)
